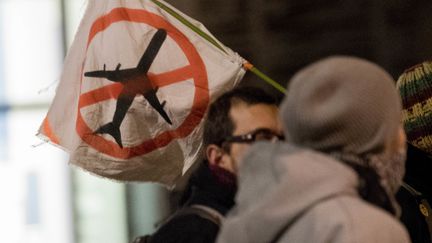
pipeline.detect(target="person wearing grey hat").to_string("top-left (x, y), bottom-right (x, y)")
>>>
top-left (216, 56), bottom-right (410, 243)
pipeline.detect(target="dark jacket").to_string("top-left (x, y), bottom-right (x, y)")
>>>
top-left (134, 162), bottom-right (235, 243)
top-left (397, 144), bottom-right (432, 243)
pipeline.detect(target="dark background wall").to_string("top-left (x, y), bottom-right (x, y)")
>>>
top-left (167, 0), bottom-right (432, 100)
top-left (160, 0), bottom-right (432, 209)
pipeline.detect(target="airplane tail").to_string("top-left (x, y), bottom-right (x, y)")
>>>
top-left (95, 122), bottom-right (123, 148)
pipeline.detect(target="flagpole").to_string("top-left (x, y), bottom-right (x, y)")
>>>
top-left (243, 63), bottom-right (286, 94)
top-left (150, 0), bottom-right (226, 53)
top-left (150, 0), bottom-right (286, 94)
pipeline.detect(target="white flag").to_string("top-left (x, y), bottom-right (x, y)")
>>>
top-left (38, 0), bottom-right (246, 186)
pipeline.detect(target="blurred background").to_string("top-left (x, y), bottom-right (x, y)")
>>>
top-left (1, 0), bottom-right (432, 242)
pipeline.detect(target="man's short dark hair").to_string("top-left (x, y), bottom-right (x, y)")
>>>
top-left (203, 86), bottom-right (277, 148)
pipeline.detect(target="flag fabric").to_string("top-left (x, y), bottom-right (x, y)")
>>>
top-left (38, 0), bottom-right (246, 186)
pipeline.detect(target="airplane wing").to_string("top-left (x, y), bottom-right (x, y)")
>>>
top-left (84, 28), bottom-right (167, 82)
top-left (143, 88), bottom-right (172, 125)
top-left (137, 29), bottom-right (167, 72)
top-left (84, 67), bottom-right (138, 82)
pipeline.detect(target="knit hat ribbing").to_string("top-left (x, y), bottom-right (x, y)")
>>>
top-left (397, 61), bottom-right (432, 154)
top-left (281, 56), bottom-right (402, 156)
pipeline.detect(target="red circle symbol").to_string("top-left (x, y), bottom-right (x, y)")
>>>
top-left (76, 8), bottom-right (209, 159)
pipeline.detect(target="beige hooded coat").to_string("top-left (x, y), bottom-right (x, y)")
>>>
top-left (216, 143), bottom-right (410, 243)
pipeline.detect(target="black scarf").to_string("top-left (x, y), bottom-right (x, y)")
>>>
top-left (179, 162), bottom-right (236, 215)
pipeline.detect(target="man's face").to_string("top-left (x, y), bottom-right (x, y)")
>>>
top-left (221, 102), bottom-right (281, 174)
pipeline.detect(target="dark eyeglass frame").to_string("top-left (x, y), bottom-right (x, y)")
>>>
top-left (221, 128), bottom-right (284, 145)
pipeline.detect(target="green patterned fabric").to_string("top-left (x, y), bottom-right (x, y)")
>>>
top-left (397, 61), bottom-right (432, 154)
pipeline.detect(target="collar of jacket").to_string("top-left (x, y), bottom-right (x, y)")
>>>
top-left (180, 162), bottom-right (235, 215)
top-left (405, 144), bottom-right (432, 199)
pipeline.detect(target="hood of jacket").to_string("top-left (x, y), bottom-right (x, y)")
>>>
top-left (217, 142), bottom-right (360, 243)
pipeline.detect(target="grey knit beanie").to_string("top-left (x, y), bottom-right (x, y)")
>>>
top-left (280, 56), bottom-right (406, 215)
top-left (281, 56), bottom-right (402, 157)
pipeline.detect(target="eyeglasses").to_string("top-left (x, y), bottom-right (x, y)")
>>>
top-left (222, 128), bottom-right (284, 145)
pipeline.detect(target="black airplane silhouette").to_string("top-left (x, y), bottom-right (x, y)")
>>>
top-left (84, 28), bottom-right (171, 148)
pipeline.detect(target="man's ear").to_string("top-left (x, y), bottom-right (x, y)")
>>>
top-left (206, 144), bottom-right (224, 166)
